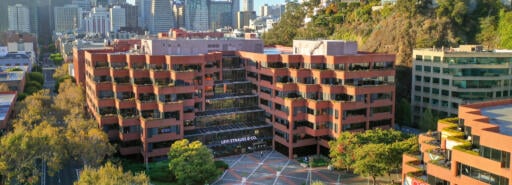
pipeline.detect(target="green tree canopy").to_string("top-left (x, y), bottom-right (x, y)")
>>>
top-left (0, 122), bottom-right (67, 185)
top-left (352, 143), bottom-right (388, 185)
top-left (28, 72), bottom-right (44, 86)
top-left (168, 139), bottom-right (221, 185)
top-left (419, 108), bottom-right (437, 131)
top-left (262, 2), bottom-right (305, 46)
top-left (74, 162), bottom-right (150, 185)
top-left (396, 98), bottom-right (412, 126)
top-left (329, 129), bottom-right (417, 183)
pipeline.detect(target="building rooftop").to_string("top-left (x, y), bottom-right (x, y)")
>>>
top-left (0, 72), bottom-right (24, 81)
top-left (0, 53), bottom-right (29, 59)
top-left (0, 93), bottom-right (15, 121)
top-left (481, 104), bottom-right (512, 136)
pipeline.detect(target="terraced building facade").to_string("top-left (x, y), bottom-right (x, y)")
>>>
top-left (82, 37), bottom-right (396, 160)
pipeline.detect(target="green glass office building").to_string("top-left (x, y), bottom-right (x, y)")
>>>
top-left (412, 45), bottom-right (512, 122)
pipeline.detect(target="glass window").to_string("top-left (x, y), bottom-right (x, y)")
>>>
top-left (415, 75), bottom-right (422, 82)
top-left (424, 66), bottom-right (431, 72)
top-left (442, 79), bottom-right (450, 85)
top-left (442, 90), bottom-right (449, 96)
top-left (434, 56), bottom-right (441, 63)
top-left (415, 86), bottom-right (421, 91)
top-left (424, 77), bottom-right (431, 83)
top-left (432, 88), bottom-right (439, 95)
top-left (432, 99), bottom-right (439, 105)
top-left (423, 97), bottom-right (429, 103)
top-left (433, 78), bottom-right (440, 84)
top-left (433, 67), bottom-right (441, 73)
top-left (423, 87), bottom-right (430, 93)
top-left (415, 65), bottom-right (422, 71)
top-left (441, 101), bottom-right (448, 107)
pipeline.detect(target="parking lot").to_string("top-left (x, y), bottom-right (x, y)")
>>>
top-left (212, 150), bottom-right (380, 185)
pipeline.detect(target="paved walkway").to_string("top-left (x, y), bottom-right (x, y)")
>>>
top-left (212, 150), bottom-right (383, 185)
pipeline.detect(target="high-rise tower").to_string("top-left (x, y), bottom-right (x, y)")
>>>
top-left (8, 4), bottom-right (31, 33)
top-left (242, 0), bottom-right (253, 11)
top-left (149, 0), bottom-right (175, 33)
top-left (184, 0), bottom-right (208, 31)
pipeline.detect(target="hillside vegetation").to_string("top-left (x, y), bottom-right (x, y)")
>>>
top-left (263, 0), bottom-right (512, 66)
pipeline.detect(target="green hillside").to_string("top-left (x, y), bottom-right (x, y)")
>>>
top-left (263, 0), bottom-right (512, 66)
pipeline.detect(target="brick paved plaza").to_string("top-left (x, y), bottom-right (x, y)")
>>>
top-left (212, 150), bottom-right (395, 185)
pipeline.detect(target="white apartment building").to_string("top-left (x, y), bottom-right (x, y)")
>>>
top-left (8, 4), bottom-right (31, 33)
top-left (54, 5), bottom-right (83, 33)
top-left (84, 6), bottom-right (110, 35)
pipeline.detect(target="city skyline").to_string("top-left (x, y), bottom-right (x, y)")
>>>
top-left (127, 0), bottom-right (286, 15)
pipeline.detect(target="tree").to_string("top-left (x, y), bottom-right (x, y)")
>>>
top-left (396, 98), bottom-right (412, 127)
top-left (27, 72), bottom-right (44, 86)
top-left (168, 139), bottom-right (221, 185)
top-left (262, 2), bottom-right (305, 46)
top-left (54, 79), bottom-right (114, 166)
top-left (54, 79), bottom-right (85, 122)
top-left (352, 143), bottom-right (388, 185)
top-left (330, 129), bottom-right (414, 183)
top-left (74, 162), bottom-right (150, 185)
top-left (497, 10), bottom-right (512, 49)
top-left (477, 16), bottom-right (498, 50)
top-left (14, 89), bottom-right (55, 128)
top-left (65, 118), bottom-right (114, 167)
top-left (385, 136), bottom-right (419, 177)
top-left (0, 122), bottom-right (67, 185)
top-left (329, 132), bottom-right (357, 171)
top-left (0, 83), bottom-right (10, 92)
top-left (419, 109), bottom-right (436, 131)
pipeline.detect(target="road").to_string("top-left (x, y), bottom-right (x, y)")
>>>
top-left (45, 160), bottom-right (82, 185)
top-left (40, 54), bottom-right (80, 185)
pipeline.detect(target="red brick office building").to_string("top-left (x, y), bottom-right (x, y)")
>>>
top-left (402, 99), bottom-right (512, 185)
top-left (82, 37), bottom-right (396, 160)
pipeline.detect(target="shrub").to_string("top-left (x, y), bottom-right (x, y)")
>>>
top-left (215, 160), bottom-right (229, 170)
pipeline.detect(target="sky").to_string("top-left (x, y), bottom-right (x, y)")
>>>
top-left (126, 0), bottom-right (287, 15)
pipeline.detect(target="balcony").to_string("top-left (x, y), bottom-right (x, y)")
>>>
top-left (118, 115), bottom-right (140, 127)
top-left (119, 146), bottom-right (140, 155)
top-left (141, 117), bottom-right (179, 129)
top-left (426, 148), bottom-right (451, 169)
top-left (119, 132), bottom-right (140, 141)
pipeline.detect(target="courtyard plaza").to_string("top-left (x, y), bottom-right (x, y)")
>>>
top-left (213, 150), bottom-right (399, 185)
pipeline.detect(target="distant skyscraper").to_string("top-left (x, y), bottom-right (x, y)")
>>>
top-left (84, 6), bottom-right (110, 35)
top-left (173, 3), bottom-right (185, 28)
top-left (184, 0), bottom-right (209, 31)
top-left (91, 0), bottom-right (109, 7)
top-left (237, 11), bottom-right (255, 29)
top-left (8, 4), bottom-right (31, 33)
top-left (231, 0), bottom-right (240, 28)
top-left (72, 0), bottom-right (92, 11)
top-left (54, 5), bottom-right (82, 33)
top-left (260, 4), bottom-right (285, 18)
top-left (209, 0), bottom-right (232, 30)
top-left (136, 0), bottom-right (152, 29)
top-left (242, 0), bottom-right (253, 11)
top-left (110, 6), bottom-right (126, 32)
top-left (148, 0), bottom-right (175, 33)
top-left (121, 3), bottom-right (138, 29)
